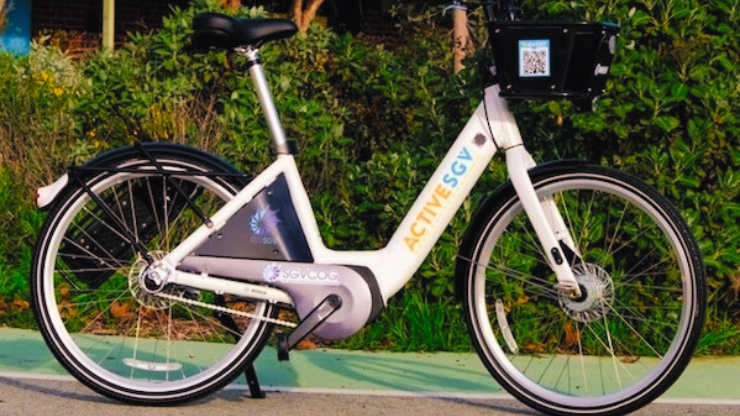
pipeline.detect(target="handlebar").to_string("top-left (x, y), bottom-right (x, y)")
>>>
top-left (481, 0), bottom-right (519, 22)
top-left (443, 0), bottom-right (520, 22)
top-left (444, 1), bottom-right (520, 23)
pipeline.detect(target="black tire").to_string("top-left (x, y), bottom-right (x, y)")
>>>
top-left (458, 164), bottom-right (705, 416)
top-left (31, 144), bottom-right (276, 405)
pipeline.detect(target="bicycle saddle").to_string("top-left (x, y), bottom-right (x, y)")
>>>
top-left (193, 13), bottom-right (297, 50)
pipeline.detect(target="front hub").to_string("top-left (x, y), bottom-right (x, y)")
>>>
top-left (558, 263), bottom-right (614, 323)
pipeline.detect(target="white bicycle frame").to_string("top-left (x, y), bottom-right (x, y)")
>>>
top-left (149, 49), bottom-right (583, 306)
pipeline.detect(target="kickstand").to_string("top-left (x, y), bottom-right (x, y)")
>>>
top-left (244, 363), bottom-right (265, 399)
top-left (215, 298), bottom-right (266, 399)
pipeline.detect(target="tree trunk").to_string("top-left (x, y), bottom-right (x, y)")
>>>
top-left (452, 7), bottom-right (470, 74)
top-left (292, 0), bottom-right (326, 35)
top-left (1, 0), bottom-right (8, 34)
top-left (219, 0), bottom-right (241, 11)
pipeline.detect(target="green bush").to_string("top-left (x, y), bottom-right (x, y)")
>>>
top-left (0, 0), bottom-right (737, 353)
top-left (513, 0), bottom-right (740, 354)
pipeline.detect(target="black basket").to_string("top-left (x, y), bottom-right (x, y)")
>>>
top-left (488, 21), bottom-right (619, 100)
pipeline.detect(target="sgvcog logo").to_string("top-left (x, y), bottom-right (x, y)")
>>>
top-left (262, 263), bottom-right (340, 285)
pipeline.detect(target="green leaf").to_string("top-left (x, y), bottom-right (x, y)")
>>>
top-left (678, 176), bottom-right (701, 188)
top-left (670, 83), bottom-right (688, 100)
top-left (655, 116), bottom-right (680, 132)
top-left (631, 11), bottom-right (651, 26)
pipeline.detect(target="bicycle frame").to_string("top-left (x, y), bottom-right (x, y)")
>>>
top-left (157, 49), bottom-right (582, 305)
top-left (29, 13), bottom-right (706, 410)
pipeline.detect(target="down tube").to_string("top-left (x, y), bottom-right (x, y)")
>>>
top-left (379, 102), bottom-right (498, 297)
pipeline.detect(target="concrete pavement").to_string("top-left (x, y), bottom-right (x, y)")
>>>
top-left (1, 327), bottom-right (739, 415)
top-left (0, 379), bottom-right (739, 416)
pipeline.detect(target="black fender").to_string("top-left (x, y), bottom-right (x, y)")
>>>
top-left (454, 159), bottom-right (590, 302)
top-left (40, 142), bottom-right (247, 211)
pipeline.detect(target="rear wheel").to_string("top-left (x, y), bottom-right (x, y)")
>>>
top-left (31, 148), bottom-right (276, 404)
top-left (460, 165), bottom-right (705, 415)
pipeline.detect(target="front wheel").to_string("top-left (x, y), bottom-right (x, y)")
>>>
top-left (460, 164), bottom-right (705, 416)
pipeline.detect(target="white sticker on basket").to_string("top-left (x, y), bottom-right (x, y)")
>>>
top-left (518, 39), bottom-right (551, 77)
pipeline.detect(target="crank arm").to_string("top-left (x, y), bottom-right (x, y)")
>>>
top-left (288, 294), bottom-right (342, 349)
top-left (277, 294), bottom-right (342, 361)
top-left (169, 270), bottom-right (293, 305)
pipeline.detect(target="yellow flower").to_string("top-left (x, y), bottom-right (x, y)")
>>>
top-left (53, 87), bottom-right (64, 97)
top-left (36, 71), bottom-right (52, 83)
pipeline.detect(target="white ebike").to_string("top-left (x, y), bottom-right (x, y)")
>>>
top-left (31, 6), bottom-right (705, 416)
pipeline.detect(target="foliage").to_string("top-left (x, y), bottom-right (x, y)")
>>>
top-left (0, 0), bottom-right (737, 353)
top-left (0, 43), bottom-right (82, 186)
top-left (510, 0), bottom-right (740, 353)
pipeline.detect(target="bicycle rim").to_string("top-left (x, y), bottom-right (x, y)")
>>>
top-left (36, 159), bottom-right (272, 396)
top-left (467, 171), bottom-right (701, 412)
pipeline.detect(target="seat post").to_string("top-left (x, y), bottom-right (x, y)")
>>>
top-left (235, 46), bottom-right (291, 154)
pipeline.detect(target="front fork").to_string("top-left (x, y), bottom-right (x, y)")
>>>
top-left (506, 145), bottom-right (583, 297)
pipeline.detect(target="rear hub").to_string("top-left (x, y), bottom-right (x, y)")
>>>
top-left (128, 251), bottom-right (174, 310)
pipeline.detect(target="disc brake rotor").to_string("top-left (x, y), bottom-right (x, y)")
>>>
top-left (558, 263), bottom-right (614, 323)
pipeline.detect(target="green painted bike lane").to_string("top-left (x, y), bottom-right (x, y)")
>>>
top-left (1, 328), bottom-right (738, 402)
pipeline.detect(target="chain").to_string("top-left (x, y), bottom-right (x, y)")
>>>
top-left (154, 292), bottom-right (297, 328)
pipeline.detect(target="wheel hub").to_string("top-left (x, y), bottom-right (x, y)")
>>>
top-left (129, 251), bottom-right (176, 310)
top-left (558, 263), bottom-right (614, 323)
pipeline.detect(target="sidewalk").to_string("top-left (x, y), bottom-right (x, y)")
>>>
top-left (1, 328), bottom-right (739, 403)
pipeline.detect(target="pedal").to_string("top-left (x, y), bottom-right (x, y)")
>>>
top-left (276, 294), bottom-right (342, 362)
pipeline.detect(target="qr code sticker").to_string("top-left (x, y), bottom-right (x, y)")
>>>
top-left (519, 40), bottom-right (550, 77)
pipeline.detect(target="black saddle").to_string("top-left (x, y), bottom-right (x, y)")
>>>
top-left (193, 13), bottom-right (297, 50)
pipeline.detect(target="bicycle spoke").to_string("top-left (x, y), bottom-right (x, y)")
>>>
top-left (62, 237), bottom-right (122, 272)
top-left (459, 254), bottom-right (561, 298)
top-left (145, 177), bottom-right (163, 238)
top-left (606, 199), bottom-right (629, 258)
top-left (68, 221), bottom-right (126, 268)
top-left (468, 173), bottom-right (700, 408)
top-left (128, 181), bottom-right (140, 243)
top-left (164, 177), bottom-right (172, 252)
top-left (582, 322), bottom-right (636, 385)
top-left (40, 164), bottom-right (271, 394)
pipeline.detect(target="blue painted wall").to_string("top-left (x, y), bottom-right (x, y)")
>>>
top-left (1, 0), bottom-right (32, 55)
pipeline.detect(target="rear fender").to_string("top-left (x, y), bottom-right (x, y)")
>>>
top-left (36, 174), bottom-right (70, 209)
top-left (35, 143), bottom-right (246, 211)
